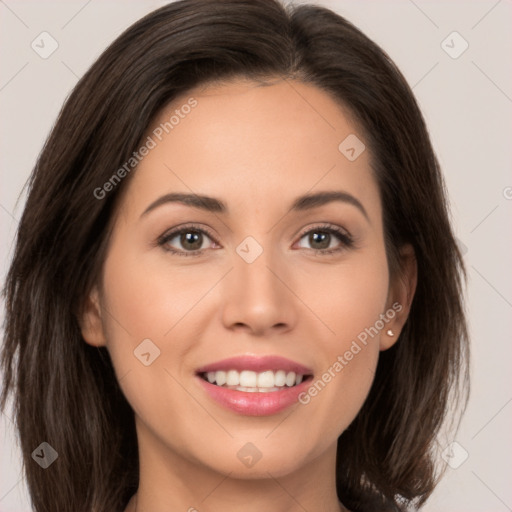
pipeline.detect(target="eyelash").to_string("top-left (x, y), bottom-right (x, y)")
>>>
top-left (156, 223), bottom-right (354, 258)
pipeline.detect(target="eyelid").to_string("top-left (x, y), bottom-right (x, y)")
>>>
top-left (295, 222), bottom-right (353, 243)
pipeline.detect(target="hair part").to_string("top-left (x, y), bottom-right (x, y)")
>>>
top-left (1, 1), bottom-right (469, 511)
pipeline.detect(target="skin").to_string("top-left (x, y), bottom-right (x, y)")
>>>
top-left (80, 77), bottom-right (417, 512)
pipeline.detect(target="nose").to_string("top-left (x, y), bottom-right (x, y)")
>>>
top-left (220, 247), bottom-right (297, 337)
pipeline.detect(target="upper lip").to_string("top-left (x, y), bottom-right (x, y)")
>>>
top-left (196, 355), bottom-right (313, 375)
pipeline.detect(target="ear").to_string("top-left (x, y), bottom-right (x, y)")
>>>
top-left (380, 243), bottom-right (417, 351)
top-left (78, 285), bottom-right (107, 347)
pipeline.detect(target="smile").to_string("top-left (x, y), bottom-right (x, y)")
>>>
top-left (195, 355), bottom-right (314, 415)
top-left (199, 369), bottom-right (309, 392)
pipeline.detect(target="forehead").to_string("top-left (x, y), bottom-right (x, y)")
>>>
top-left (119, 78), bottom-right (380, 224)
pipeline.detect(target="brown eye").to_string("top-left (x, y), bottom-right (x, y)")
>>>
top-left (175, 231), bottom-right (204, 251)
top-left (158, 225), bottom-right (217, 257)
top-left (296, 224), bottom-right (354, 255)
top-left (305, 231), bottom-right (332, 250)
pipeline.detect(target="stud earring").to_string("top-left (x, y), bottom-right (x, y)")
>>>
top-left (386, 329), bottom-right (395, 336)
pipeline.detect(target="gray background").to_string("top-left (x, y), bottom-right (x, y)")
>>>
top-left (1, 1), bottom-right (511, 510)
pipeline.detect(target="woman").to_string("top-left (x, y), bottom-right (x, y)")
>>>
top-left (0, 0), bottom-right (469, 511)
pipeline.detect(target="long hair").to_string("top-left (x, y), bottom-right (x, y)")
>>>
top-left (1, 1), bottom-right (469, 511)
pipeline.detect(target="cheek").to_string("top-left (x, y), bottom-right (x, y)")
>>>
top-left (297, 242), bottom-right (389, 343)
top-left (97, 244), bottom-right (200, 390)
top-left (101, 241), bottom-right (216, 344)
top-left (294, 248), bottom-right (388, 435)
top-left (99, 247), bottom-right (212, 435)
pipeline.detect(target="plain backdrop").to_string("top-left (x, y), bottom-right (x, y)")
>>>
top-left (1, 1), bottom-right (511, 511)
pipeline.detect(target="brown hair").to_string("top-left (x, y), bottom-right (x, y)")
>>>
top-left (1, 1), bottom-right (469, 511)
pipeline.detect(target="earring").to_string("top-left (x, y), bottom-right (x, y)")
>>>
top-left (386, 329), bottom-right (394, 336)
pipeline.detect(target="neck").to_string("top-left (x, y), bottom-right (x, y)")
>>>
top-left (125, 419), bottom-right (347, 512)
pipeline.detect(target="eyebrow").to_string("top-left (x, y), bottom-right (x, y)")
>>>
top-left (140, 190), bottom-right (369, 222)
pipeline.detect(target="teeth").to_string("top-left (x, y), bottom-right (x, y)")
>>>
top-left (239, 370), bottom-right (257, 387)
top-left (274, 370), bottom-right (286, 387)
top-left (226, 370), bottom-right (239, 386)
top-left (202, 369), bottom-right (308, 390)
top-left (257, 370), bottom-right (274, 387)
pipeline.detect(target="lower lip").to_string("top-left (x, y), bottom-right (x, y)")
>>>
top-left (196, 375), bottom-right (313, 416)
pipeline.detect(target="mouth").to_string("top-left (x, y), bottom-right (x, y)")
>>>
top-left (194, 355), bottom-right (314, 416)
top-left (197, 369), bottom-right (313, 393)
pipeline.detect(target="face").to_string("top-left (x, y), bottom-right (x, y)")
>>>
top-left (81, 78), bottom-right (415, 482)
